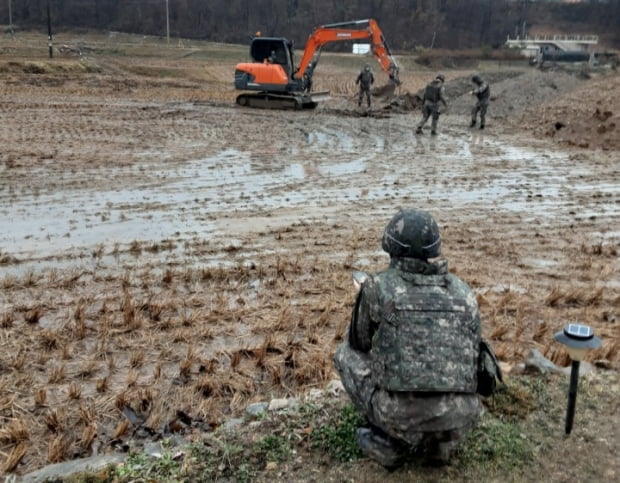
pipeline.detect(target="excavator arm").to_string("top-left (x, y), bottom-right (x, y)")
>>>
top-left (296, 19), bottom-right (400, 88)
top-left (234, 18), bottom-right (400, 109)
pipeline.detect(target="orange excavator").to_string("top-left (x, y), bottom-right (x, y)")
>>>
top-left (234, 19), bottom-right (400, 109)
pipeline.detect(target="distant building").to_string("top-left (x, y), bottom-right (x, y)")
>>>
top-left (505, 34), bottom-right (598, 59)
top-left (352, 44), bottom-right (370, 55)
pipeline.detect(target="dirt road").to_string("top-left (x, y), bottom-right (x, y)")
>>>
top-left (0, 43), bottom-right (618, 476)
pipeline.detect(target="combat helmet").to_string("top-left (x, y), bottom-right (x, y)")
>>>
top-left (472, 74), bottom-right (482, 84)
top-left (381, 209), bottom-right (441, 260)
top-left (435, 73), bottom-right (445, 82)
top-left (364, 64), bottom-right (371, 71)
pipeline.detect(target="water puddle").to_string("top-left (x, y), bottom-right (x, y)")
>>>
top-left (1, 129), bottom-right (618, 273)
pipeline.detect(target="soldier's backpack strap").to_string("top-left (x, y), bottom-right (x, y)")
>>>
top-left (476, 339), bottom-right (503, 397)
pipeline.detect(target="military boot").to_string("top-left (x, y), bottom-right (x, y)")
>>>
top-left (424, 438), bottom-right (457, 467)
top-left (470, 120), bottom-right (476, 128)
top-left (415, 127), bottom-right (423, 134)
top-left (356, 427), bottom-right (404, 469)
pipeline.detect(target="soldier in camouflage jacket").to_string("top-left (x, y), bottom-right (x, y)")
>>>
top-left (334, 208), bottom-right (483, 468)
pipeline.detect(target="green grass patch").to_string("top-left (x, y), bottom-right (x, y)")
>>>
top-left (112, 444), bottom-right (181, 482)
top-left (310, 403), bottom-right (365, 462)
top-left (253, 433), bottom-right (293, 463)
top-left (449, 375), bottom-right (550, 477)
top-left (456, 417), bottom-right (533, 471)
top-left (190, 436), bottom-right (254, 482)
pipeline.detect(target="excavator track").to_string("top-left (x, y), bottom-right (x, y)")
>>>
top-left (236, 92), bottom-right (328, 110)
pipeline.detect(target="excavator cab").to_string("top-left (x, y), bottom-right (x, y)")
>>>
top-left (250, 38), bottom-right (295, 76)
top-left (235, 37), bottom-right (301, 94)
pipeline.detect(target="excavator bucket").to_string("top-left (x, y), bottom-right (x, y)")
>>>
top-left (372, 83), bottom-right (396, 99)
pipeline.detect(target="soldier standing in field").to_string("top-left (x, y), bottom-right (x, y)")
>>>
top-left (356, 64), bottom-right (374, 108)
top-left (416, 74), bottom-right (448, 135)
top-left (470, 75), bottom-right (490, 129)
top-left (334, 208), bottom-right (501, 468)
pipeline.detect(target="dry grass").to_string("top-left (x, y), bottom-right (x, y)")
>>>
top-left (34, 388), bottom-right (48, 407)
top-left (0, 419), bottom-right (29, 445)
top-left (77, 359), bottom-right (99, 378)
top-left (79, 424), bottom-right (98, 452)
top-left (10, 350), bottom-right (26, 371)
top-left (96, 377), bottom-right (109, 393)
top-left (24, 307), bottom-right (43, 324)
top-left (67, 382), bottom-right (82, 400)
top-left (45, 408), bottom-right (67, 434)
top-left (113, 419), bottom-right (131, 439)
top-left (40, 330), bottom-right (61, 351)
top-left (1, 312), bottom-right (14, 328)
top-left (47, 365), bottom-right (66, 384)
top-left (130, 349), bottom-right (146, 369)
top-left (47, 435), bottom-right (72, 463)
top-left (73, 303), bottom-right (87, 339)
top-left (2, 443), bottom-right (28, 473)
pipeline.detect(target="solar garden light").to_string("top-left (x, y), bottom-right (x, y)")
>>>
top-left (554, 323), bottom-right (602, 435)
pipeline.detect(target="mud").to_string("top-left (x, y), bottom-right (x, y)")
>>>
top-left (0, 48), bottom-right (618, 475)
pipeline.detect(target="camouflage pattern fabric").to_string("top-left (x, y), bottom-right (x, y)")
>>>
top-left (334, 343), bottom-right (482, 446)
top-left (335, 256), bottom-right (483, 445)
top-left (417, 79), bottom-right (447, 133)
top-left (381, 208), bottom-right (441, 260)
top-left (356, 69), bottom-right (374, 89)
top-left (471, 81), bottom-right (490, 127)
top-left (423, 82), bottom-right (442, 103)
top-left (356, 68), bottom-right (374, 107)
top-left (369, 268), bottom-right (479, 392)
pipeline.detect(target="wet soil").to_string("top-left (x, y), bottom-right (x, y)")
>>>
top-left (0, 38), bottom-right (618, 476)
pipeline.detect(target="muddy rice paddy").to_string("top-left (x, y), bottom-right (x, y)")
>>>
top-left (0, 35), bottom-right (618, 475)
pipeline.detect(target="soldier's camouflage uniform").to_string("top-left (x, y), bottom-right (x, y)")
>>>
top-left (416, 78), bottom-right (447, 135)
top-left (356, 67), bottom-right (374, 107)
top-left (471, 78), bottom-right (490, 129)
top-left (334, 256), bottom-right (483, 457)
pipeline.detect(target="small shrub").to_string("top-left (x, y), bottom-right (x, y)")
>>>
top-left (310, 404), bottom-right (365, 461)
top-left (191, 438), bottom-right (254, 482)
top-left (254, 434), bottom-right (292, 463)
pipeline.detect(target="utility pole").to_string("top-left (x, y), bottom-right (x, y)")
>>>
top-left (518, 0), bottom-right (529, 39)
top-left (165, 0), bottom-right (170, 44)
top-left (8, 0), bottom-right (14, 38)
top-left (47, 0), bottom-right (53, 58)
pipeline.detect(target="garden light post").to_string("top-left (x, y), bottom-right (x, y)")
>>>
top-left (554, 323), bottom-right (601, 435)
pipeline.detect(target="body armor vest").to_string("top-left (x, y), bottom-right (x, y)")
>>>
top-left (423, 82), bottom-right (441, 103)
top-left (358, 70), bottom-right (373, 88)
top-left (476, 84), bottom-right (490, 101)
top-left (369, 270), bottom-right (478, 393)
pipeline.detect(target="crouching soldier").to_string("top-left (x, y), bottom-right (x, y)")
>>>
top-left (334, 208), bottom-right (502, 468)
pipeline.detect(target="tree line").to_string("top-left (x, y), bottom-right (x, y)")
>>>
top-left (2, 0), bottom-right (619, 49)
